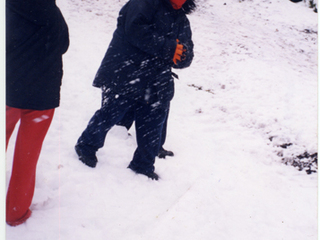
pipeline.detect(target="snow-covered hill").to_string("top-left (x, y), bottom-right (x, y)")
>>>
top-left (5, 0), bottom-right (317, 239)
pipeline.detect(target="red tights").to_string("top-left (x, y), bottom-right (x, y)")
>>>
top-left (6, 106), bottom-right (54, 226)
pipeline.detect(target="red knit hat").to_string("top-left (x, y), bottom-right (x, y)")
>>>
top-left (170, 0), bottom-right (187, 9)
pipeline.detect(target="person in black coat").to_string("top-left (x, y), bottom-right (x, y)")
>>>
top-left (6, 0), bottom-right (69, 226)
top-left (75, 0), bottom-right (196, 180)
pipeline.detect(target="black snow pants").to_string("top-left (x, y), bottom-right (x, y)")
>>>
top-left (117, 105), bottom-right (169, 149)
top-left (76, 88), bottom-right (169, 174)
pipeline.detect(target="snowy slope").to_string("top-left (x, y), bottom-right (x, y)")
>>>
top-left (5, 0), bottom-right (317, 239)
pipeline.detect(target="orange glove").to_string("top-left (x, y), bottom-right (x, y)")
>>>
top-left (173, 39), bottom-right (186, 65)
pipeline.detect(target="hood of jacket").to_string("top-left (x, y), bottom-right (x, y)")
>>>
top-left (163, 0), bottom-right (196, 14)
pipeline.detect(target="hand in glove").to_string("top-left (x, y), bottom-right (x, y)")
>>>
top-left (173, 39), bottom-right (186, 65)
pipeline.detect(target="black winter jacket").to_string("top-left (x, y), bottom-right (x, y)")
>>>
top-left (6, 0), bottom-right (69, 110)
top-left (93, 0), bottom-right (194, 104)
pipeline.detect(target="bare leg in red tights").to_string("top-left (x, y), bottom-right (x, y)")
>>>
top-left (6, 106), bottom-right (54, 226)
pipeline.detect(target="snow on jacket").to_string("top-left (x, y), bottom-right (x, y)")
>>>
top-left (93, 0), bottom-right (194, 104)
top-left (6, 0), bottom-right (69, 110)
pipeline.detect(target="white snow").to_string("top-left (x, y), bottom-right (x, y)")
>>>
top-left (4, 0), bottom-right (318, 239)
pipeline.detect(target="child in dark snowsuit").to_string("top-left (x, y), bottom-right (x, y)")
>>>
top-left (75, 0), bottom-right (196, 180)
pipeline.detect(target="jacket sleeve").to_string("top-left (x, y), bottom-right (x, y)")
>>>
top-left (173, 16), bottom-right (194, 69)
top-left (122, 0), bottom-right (177, 63)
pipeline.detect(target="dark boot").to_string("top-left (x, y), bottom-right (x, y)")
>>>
top-left (128, 163), bottom-right (159, 180)
top-left (158, 147), bottom-right (174, 159)
top-left (75, 144), bottom-right (98, 168)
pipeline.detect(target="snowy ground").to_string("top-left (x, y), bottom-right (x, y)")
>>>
top-left (4, 0), bottom-right (318, 239)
